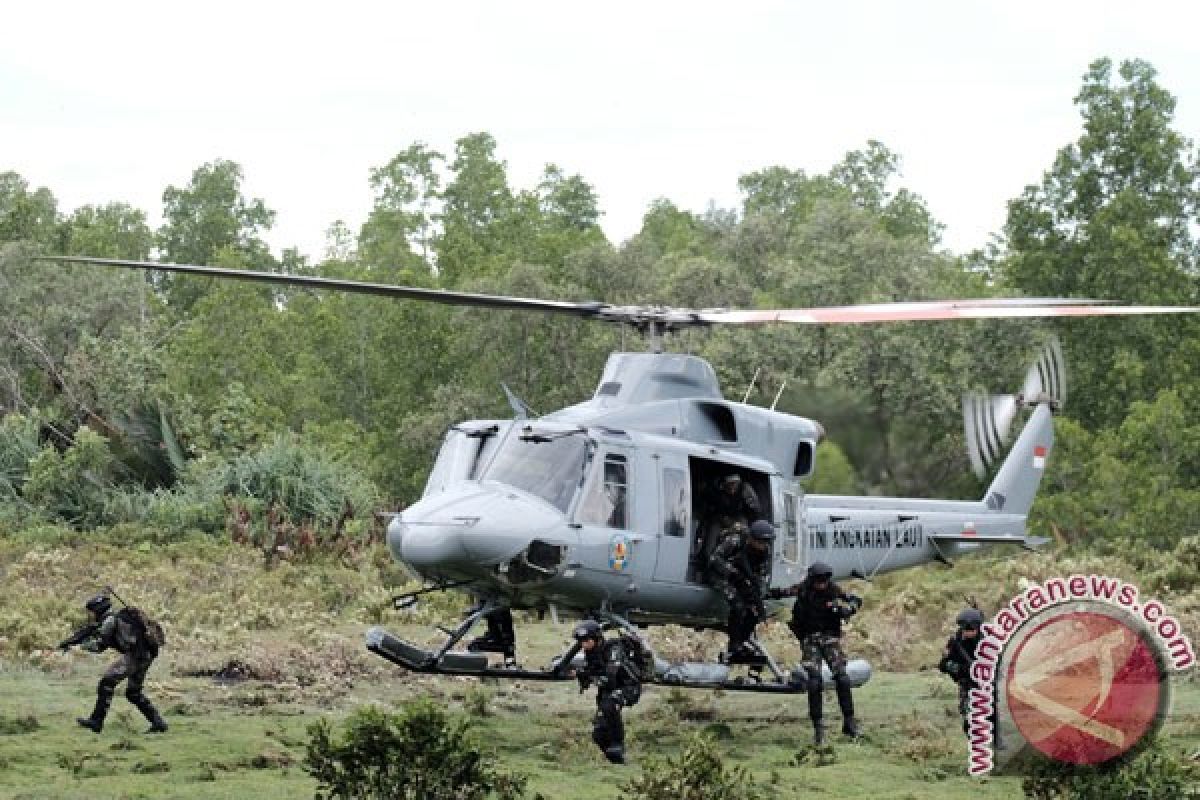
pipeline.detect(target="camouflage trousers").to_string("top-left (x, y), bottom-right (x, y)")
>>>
top-left (99, 651), bottom-right (155, 706)
top-left (799, 633), bottom-right (855, 723)
top-left (800, 633), bottom-right (849, 681)
top-left (956, 680), bottom-right (999, 741)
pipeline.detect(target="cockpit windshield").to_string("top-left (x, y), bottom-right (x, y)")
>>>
top-left (480, 430), bottom-right (588, 513)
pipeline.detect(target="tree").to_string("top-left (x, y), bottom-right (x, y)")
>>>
top-left (0, 244), bottom-right (159, 428)
top-left (437, 133), bottom-right (516, 285)
top-left (359, 143), bottom-right (444, 271)
top-left (1001, 58), bottom-right (1200, 427)
top-left (632, 198), bottom-right (717, 259)
top-left (158, 159), bottom-right (276, 310)
top-left (523, 164), bottom-right (607, 268)
top-left (0, 172), bottom-right (58, 247)
top-left (59, 203), bottom-right (153, 259)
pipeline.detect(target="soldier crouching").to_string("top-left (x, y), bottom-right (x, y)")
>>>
top-left (61, 594), bottom-right (167, 735)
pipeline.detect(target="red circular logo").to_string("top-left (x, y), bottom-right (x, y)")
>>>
top-left (1005, 610), bottom-right (1164, 765)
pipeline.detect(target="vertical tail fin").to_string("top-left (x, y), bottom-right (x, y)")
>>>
top-left (982, 403), bottom-right (1054, 516)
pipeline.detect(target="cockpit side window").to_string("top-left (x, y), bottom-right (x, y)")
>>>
top-left (579, 453), bottom-right (628, 529)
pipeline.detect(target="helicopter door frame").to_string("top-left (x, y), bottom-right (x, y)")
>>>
top-left (781, 488), bottom-right (804, 566)
top-left (773, 486), bottom-right (806, 588)
top-left (575, 443), bottom-right (658, 581)
top-left (651, 451), bottom-right (693, 584)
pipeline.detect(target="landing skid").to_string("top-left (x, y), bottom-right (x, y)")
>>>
top-left (365, 626), bottom-right (858, 694)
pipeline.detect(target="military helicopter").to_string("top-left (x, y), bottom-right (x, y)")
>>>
top-left (41, 256), bottom-right (1199, 693)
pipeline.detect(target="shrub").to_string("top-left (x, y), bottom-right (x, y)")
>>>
top-left (622, 733), bottom-right (766, 800)
top-left (225, 432), bottom-right (381, 529)
top-left (1021, 735), bottom-right (1197, 800)
top-left (304, 701), bottom-right (528, 800)
top-left (22, 426), bottom-right (119, 527)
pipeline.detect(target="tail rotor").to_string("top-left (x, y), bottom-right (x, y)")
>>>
top-left (964, 338), bottom-right (1065, 479)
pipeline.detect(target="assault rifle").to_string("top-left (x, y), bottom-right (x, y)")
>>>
top-left (58, 621), bottom-right (100, 651)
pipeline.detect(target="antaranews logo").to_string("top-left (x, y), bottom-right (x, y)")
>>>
top-left (965, 574), bottom-right (1195, 776)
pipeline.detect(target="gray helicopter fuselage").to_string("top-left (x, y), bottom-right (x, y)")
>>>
top-left (388, 352), bottom-right (1052, 629)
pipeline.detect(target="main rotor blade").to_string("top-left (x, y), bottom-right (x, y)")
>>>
top-left (37, 256), bottom-right (1200, 329)
top-left (38, 256), bottom-right (609, 318)
top-left (699, 299), bottom-right (1200, 325)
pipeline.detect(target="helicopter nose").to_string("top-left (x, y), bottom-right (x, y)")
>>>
top-left (394, 485), bottom-right (566, 573)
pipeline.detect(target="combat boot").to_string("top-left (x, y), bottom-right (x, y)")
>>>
top-left (76, 716), bottom-right (103, 734)
top-left (78, 689), bottom-right (111, 734)
top-left (131, 695), bottom-right (168, 733)
top-left (812, 718), bottom-right (826, 746)
top-left (835, 677), bottom-right (860, 738)
top-left (467, 632), bottom-right (515, 655)
top-left (604, 745), bottom-right (626, 765)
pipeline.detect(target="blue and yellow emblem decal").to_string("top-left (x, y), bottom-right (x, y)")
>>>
top-left (608, 533), bottom-right (631, 572)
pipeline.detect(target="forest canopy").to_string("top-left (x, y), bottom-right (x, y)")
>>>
top-left (1, 57), bottom-right (1197, 551)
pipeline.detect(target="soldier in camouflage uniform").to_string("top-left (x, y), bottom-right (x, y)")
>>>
top-left (939, 608), bottom-right (984, 734)
top-left (703, 474), bottom-right (763, 534)
top-left (770, 561), bottom-right (862, 743)
top-left (570, 620), bottom-right (643, 765)
top-left (62, 595), bottom-right (167, 735)
top-left (708, 520), bottom-right (775, 665)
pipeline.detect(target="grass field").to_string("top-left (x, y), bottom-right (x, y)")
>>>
top-left (1, 536), bottom-right (1197, 799)
top-left (1, 646), bottom-right (1197, 799)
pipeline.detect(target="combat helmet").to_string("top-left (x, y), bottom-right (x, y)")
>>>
top-left (572, 620), bottom-right (603, 643)
top-left (85, 594), bottom-right (112, 617)
top-left (956, 608), bottom-right (984, 631)
top-left (806, 561), bottom-right (834, 580)
top-left (747, 520), bottom-right (775, 542)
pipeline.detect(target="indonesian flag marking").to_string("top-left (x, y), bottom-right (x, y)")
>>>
top-left (1033, 445), bottom-right (1047, 470)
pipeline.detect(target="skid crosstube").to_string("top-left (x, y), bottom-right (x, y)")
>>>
top-left (365, 626), bottom-right (822, 694)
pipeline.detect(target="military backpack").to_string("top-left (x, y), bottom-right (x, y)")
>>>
top-left (116, 607), bottom-right (166, 657)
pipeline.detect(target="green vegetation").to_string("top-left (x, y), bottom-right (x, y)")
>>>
top-left (1, 57), bottom-right (1197, 539)
top-left (0, 537), bottom-right (1195, 799)
top-left (305, 702), bottom-right (529, 800)
top-left (1, 54), bottom-right (1199, 799)
top-left (1021, 736), bottom-right (1198, 800)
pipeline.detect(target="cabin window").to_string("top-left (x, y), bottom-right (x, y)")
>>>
top-left (579, 454), bottom-right (628, 529)
top-left (662, 468), bottom-right (688, 537)
top-left (793, 441), bottom-right (815, 478)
